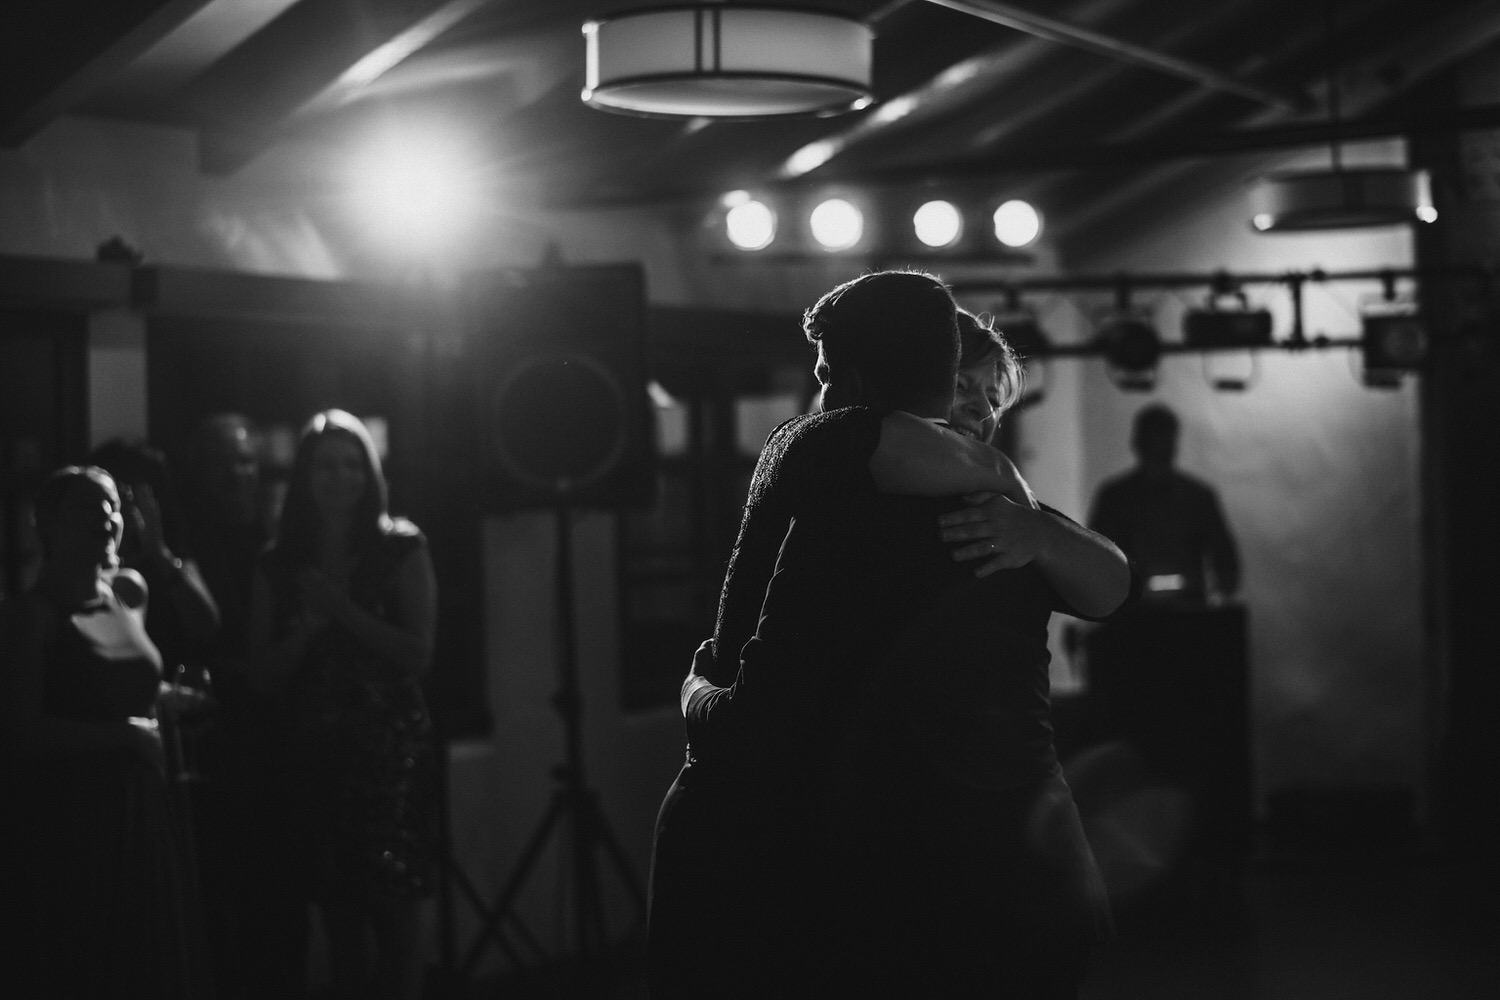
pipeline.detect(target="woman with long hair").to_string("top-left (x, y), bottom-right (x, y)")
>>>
top-left (244, 409), bottom-right (438, 1000)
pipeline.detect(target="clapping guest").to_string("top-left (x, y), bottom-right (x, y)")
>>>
top-left (244, 409), bottom-right (438, 1000)
top-left (0, 465), bottom-right (210, 998)
top-left (89, 438), bottom-right (221, 683)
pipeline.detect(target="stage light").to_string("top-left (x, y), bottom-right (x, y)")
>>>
top-left (725, 198), bottom-right (776, 250)
top-left (993, 199), bottom-right (1041, 248)
top-left (1096, 313), bottom-right (1161, 391)
top-left (1182, 291), bottom-right (1274, 348)
top-left (913, 200), bottom-right (963, 248)
top-left (349, 131), bottom-right (479, 255)
top-left (581, 5), bottom-right (874, 118)
top-left (1361, 306), bottom-right (1428, 383)
top-left (809, 198), bottom-right (863, 251)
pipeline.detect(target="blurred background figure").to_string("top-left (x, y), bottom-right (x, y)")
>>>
top-left (1089, 404), bottom-right (1239, 607)
top-left (180, 413), bottom-right (267, 667)
top-left (1073, 404), bottom-right (1253, 911)
top-left (89, 438), bottom-right (221, 683)
top-left (173, 413), bottom-right (292, 999)
top-left (244, 408), bottom-right (439, 1000)
top-left (1, 465), bottom-right (211, 998)
top-left (88, 440), bottom-right (221, 790)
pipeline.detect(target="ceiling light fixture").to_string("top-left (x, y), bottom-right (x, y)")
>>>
top-left (809, 198), bottom-right (864, 251)
top-left (1249, 2), bottom-right (1434, 233)
top-left (913, 200), bottom-right (963, 248)
top-left (725, 198), bottom-right (777, 250)
top-left (993, 199), bottom-right (1042, 248)
top-left (581, 5), bottom-right (875, 119)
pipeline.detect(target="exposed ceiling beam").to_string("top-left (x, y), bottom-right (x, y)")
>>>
top-left (775, 0), bottom-right (1137, 179)
top-left (0, 0), bottom-right (215, 146)
top-left (1045, 0), bottom-right (1500, 242)
top-left (185, 0), bottom-right (495, 175)
top-left (822, 102), bottom-right (1500, 180)
top-left (84, 0), bottom-right (300, 114)
top-left (923, 0), bottom-right (1310, 111)
top-left (294, 0), bottom-right (496, 119)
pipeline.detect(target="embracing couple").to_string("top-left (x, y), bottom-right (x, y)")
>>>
top-left (647, 270), bottom-right (1137, 1000)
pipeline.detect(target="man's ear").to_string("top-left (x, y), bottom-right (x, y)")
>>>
top-left (822, 366), bottom-right (868, 410)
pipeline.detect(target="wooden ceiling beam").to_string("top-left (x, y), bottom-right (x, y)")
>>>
top-left (0, 0), bottom-right (215, 146)
top-left (184, 0), bottom-right (495, 175)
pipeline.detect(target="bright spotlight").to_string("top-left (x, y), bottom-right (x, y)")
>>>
top-left (993, 199), bottom-right (1042, 248)
top-left (809, 198), bottom-right (863, 250)
top-left (913, 200), bottom-right (962, 248)
top-left (351, 133), bottom-right (479, 254)
top-left (726, 199), bottom-right (776, 250)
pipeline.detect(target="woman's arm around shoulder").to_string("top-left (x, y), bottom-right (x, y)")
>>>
top-left (870, 411), bottom-right (1036, 507)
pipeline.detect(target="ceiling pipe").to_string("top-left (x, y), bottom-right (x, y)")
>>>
top-left (922, 0), bottom-right (1309, 112)
top-left (805, 102), bottom-right (1500, 182)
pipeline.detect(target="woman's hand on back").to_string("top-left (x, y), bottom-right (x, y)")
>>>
top-left (938, 492), bottom-right (1052, 576)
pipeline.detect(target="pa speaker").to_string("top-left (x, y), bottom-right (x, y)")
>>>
top-left (463, 264), bottom-right (657, 510)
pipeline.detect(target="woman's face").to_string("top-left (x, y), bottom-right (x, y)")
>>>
top-left (308, 434), bottom-right (368, 520)
top-left (950, 359), bottom-right (1004, 445)
top-left (47, 477), bottom-right (124, 572)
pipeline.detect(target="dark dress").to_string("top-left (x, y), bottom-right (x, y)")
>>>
top-left (4, 582), bottom-right (211, 999)
top-left (259, 518), bottom-right (437, 909)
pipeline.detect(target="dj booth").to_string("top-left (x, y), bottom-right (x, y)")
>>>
top-left (1061, 602), bottom-right (1255, 866)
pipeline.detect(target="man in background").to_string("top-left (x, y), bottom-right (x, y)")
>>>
top-left (1090, 403), bottom-right (1239, 606)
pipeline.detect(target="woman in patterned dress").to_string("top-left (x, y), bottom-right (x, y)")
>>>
top-left (244, 409), bottom-right (438, 1000)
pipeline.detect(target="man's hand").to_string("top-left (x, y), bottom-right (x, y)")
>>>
top-left (938, 492), bottom-right (1053, 577)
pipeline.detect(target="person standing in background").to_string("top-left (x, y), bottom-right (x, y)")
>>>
top-left (1089, 404), bottom-right (1239, 606)
top-left (178, 413), bottom-right (307, 1000)
top-left (88, 439), bottom-right (221, 680)
top-left (1, 465), bottom-right (211, 999)
top-left (244, 409), bottom-right (439, 1000)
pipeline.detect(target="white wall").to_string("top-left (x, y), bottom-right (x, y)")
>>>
top-left (1051, 141), bottom-right (1426, 804)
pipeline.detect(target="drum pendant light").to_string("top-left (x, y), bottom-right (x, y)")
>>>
top-left (582, 5), bottom-right (875, 119)
top-left (1249, 2), bottom-right (1433, 232)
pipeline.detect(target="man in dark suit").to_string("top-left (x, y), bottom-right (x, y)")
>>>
top-left (647, 271), bottom-right (1133, 999)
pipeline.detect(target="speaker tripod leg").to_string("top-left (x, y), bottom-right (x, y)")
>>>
top-left (580, 788), bottom-right (649, 923)
top-left (458, 790), bottom-right (567, 980)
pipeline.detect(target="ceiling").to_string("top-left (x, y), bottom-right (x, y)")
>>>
top-left (7, 0), bottom-right (1500, 255)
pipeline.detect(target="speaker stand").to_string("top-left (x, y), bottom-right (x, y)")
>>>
top-left (458, 500), bottom-right (648, 994)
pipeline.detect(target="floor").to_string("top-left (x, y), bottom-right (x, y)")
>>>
top-left (436, 841), bottom-right (1498, 1000)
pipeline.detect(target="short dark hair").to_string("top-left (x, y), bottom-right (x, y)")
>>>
top-left (802, 270), bottom-right (959, 410)
top-left (1133, 403), bottom-right (1179, 441)
top-left (957, 309), bottom-right (1025, 414)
